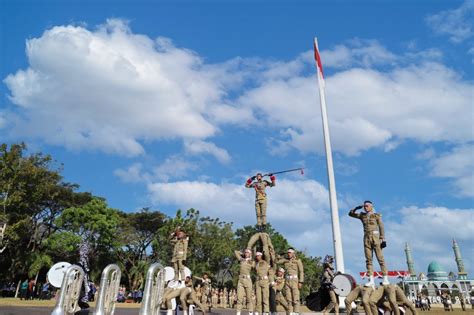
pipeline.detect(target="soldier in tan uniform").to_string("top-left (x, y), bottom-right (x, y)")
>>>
top-left (320, 255), bottom-right (339, 315)
top-left (164, 285), bottom-right (184, 315)
top-left (170, 228), bottom-right (189, 281)
top-left (180, 276), bottom-right (207, 315)
top-left (272, 267), bottom-right (289, 315)
top-left (277, 248), bottom-right (304, 314)
top-left (245, 173), bottom-right (276, 230)
top-left (384, 284), bottom-right (418, 315)
top-left (194, 273), bottom-right (212, 306)
top-left (344, 285), bottom-right (373, 315)
top-left (349, 200), bottom-right (389, 286)
top-left (255, 252), bottom-right (272, 315)
top-left (368, 285), bottom-right (385, 315)
top-left (235, 248), bottom-right (255, 315)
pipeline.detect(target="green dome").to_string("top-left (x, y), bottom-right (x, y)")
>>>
top-left (427, 261), bottom-right (448, 281)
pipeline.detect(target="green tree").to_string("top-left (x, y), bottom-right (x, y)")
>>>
top-left (0, 143), bottom-right (90, 280)
top-left (52, 197), bottom-right (121, 280)
top-left (116, 208), bottom-right (166, 290)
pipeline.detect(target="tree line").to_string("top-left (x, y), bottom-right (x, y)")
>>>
top-left (0, 143), bottom-right (323, 299)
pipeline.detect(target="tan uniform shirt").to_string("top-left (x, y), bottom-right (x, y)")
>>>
top-left (349, 211), bottom-right (385, 239)
top-left (235, 251), bottom-right (255, 276)
top-left (246, 180), bottom-right (275, 201)
top-left (255, 260), bottom-right (272, 281)
top-left (171, 237), bottom-right (188, 261)
top-left (273, 276), bottom-right (285, 292)
top-left (278, 257), bottom-right (304, 283)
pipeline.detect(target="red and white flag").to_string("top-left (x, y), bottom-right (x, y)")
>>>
top-left (313, 37), bottom-right (325, 86)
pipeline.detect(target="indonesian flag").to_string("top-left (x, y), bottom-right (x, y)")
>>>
top-left (313, 37), bottom-right (325, 86)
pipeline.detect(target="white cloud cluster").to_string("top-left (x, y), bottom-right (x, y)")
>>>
top-left (425, 0), bottom-right (474, 43)
top-left (239, 59), bottom-right (473, 156)
top-left (184, 140), bottom-right (231, 164)
top-left (429, 144), bottom-right (474, 197)
top-left (3, 19), bottom-right (246, 156)
top-left (146, 178), bottom-right (473, 276)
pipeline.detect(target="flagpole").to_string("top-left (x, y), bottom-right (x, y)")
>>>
top-left (313, 37), bottom-right (345, 272)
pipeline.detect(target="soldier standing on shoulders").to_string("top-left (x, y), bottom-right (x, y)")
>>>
top-left (321, 255), bottom-right (339, 315)
top-left (277, 248), bottom-right (304, 315)
top-left (245, 173), bottom-right (276, 231)
top-left (235, 248), bottom-right (255, 315)
top-left (170, 227), bottom-right (189, 281)
top-left (349, 201), bottom-right (389, 286)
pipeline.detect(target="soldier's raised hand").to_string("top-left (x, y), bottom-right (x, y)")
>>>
top-left (354, 205), bottom-right (363, 211)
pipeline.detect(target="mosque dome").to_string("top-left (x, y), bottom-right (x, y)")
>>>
top-left (427, 261), bottom-right (449, 281)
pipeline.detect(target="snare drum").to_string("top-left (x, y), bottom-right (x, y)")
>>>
top-left (333, 273), bottom-right (356, 297)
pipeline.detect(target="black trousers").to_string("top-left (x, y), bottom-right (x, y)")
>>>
top-left (269, 286), bottom-right (276, 312)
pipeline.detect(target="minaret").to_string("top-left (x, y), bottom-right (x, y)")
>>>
top-left (405, 242), bottom-right (417, 280)
top-left (453, 239), bottom-right (468, 280)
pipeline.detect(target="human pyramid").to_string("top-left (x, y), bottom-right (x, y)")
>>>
top-left (161, 173), bottom-right (417, 315)
top-left (160, 173), bottom-right (305, 315)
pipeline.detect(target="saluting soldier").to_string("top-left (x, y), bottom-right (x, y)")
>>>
top-left (255, 252), bottom-right (272, 315)
top-left (320, 255), bottom-right (339, 315)
top-left (235, 248), bottom-right (255, 315)
top-left (277, 248), bottom-right (304, 314)
top-left (272, 267), bottom-right (289, 315)
top-left (245, 173), bottom-right (276, 230)
top-left (349, 201), bottom-right (389, 286)
top-left (170, 228), bottom-right (189, 281)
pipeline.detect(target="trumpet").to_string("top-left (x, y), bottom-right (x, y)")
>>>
top-left (139, 263), bottom-right (165, 315)
top-left (51, 265), bottom-right (85, 315)
top-left (94, 264), bottom-right (122, 315)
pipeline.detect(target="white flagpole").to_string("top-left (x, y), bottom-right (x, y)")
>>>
top-left (314, 37), bottom-right (345, 272)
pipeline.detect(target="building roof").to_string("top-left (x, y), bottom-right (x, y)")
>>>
top-left (427, 261), bottom-right (449, 281)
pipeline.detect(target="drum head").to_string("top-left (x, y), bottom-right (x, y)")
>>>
top-left (333, 274), bottom-right (356, 297)
top-left (47, 262), bottom-right (71, 288)
top-left (164, 267), bottom-right (175, 282)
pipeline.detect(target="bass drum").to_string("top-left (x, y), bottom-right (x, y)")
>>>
top-left (333, 273), bottom-right (357, 297)
top-left (47, 262), bottom-right (71, 288)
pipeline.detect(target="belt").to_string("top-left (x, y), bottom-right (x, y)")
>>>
top-left (177, 251), bottom-right (185, 254)
top-left (240, 275), bottom-right (251, 279)
top-left (365, 231), bottom-right (379, 235)
top-left (258, 276), bottom-right (268, 280)
top-left (286, 275), bottom-right (298, 280)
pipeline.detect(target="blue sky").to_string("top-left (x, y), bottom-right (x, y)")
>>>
top-left (1, 0), bottom-right (473, 280)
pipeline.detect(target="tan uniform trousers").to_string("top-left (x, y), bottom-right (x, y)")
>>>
top-left (165, 288), bottom-right (182, 310)
top-left (255, 199), bottom-right (267, 226)
top-left (369, 286), bottom-right (385, 315)
top-left (322, 290), bottom-right (339, 315)
top-left (395, 286), bottom-right (417, 315)
top-left (275, 291), bottom-right (289, 313)
top-left (256, 279), bottom-right (270, 313)
top-left (236, 277), bottom-right (253, 312)
top-left (364, 234), bottom-right (387, 275)
top-left (344, 285), bottom-right (372, 315)
top-left (180, 288), bottom-right (207, 314)
top-left (285, 278), bottom-right (300, 313)
top-left (172, 260), bottom-right (186, 281)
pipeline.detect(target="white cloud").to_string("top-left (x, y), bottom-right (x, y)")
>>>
top-left (184, 140), bottom-right (231, 164)
top-left (321, 39), bottom-right (397, 69)
top-left (146, 178), bottom-right (474, 279)
top-left (3, 19), bottom-right (248, 156)
top-left (426, 0), bottom-right (474, 43)
top-left (429, 144), bottom-right (474, 197)
top-left (238, 59), bottom-right (473, 156)
top-left (114, 156), bottom-right (199, 183)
